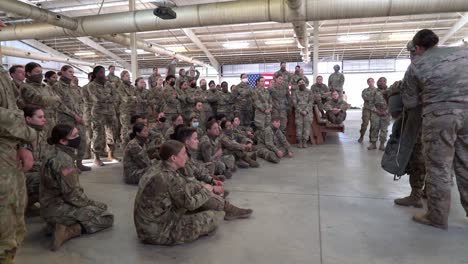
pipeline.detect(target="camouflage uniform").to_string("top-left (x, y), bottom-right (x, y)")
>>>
top-left (175, 75), bottom-right (189, 89)
top-left (217, 90), bottom-right (233, 120)
top-left (24, 127), bottom-right (46, 208)
top-left (290, 73), bottom-right (309, 96)
top-left (219, 133), bottom-right (249, 163)
top-left (204, 89), bottom-right (219, 119)
top-left (41, 144), bottom-right (114, 234)
top-left (181, 149), bottom-right (215, 184)
top-left (135, 87), bottom-right (150, 118)
top-left (328, 71), bottom-right (345, 94)
top-left (198, 135), bottom-right (235, 175)
top-left (178, 88), bottom-right (194, 120)
top-left (187, 70), bottom-right (200, 84)
top-left (324, 98), bottom-right (348, 124)
top-left (0, 66), bottom-right (37, 263)
top-left (369, 90), bottom-right (390, 144)
top-left (123, 136), bottom-right (151, 185)
top-left (402, 46), bottom-right (468, 227)
top-left (53, 77), bottom-right (88, 160)
top-left (147, 124), bottom-right (167, 160)
top-left (256, 125), bottom-right (291, 163)
top-left (87, 81), bottom-right (117, 155)
top-left (231, 82), bottom-right (253, 126)
top-left (148, 73), bottom-right (162, 90)
top-left (147, 86), bottom-right (164, 124)
top-left (252, 86), bottom-right (272, 131)
top-left (81, 83), bottom-right (94, 157)
top-left (162, 85), bottom-right (182, 122)
top-left (116, 81), bottom-right (137, 146)
top-left (311, 83), bottom-right (330, 110)
top-left (106, 73), bottom-right (120, 86)
top-left (274, 69), bottom-right (292, 85)
top-left (134, 161), bottom-right (225, 245)
top-left (292, 88), bottom-right (313, 144)
top-left (270, 83), bottom-right (290, 133)
top-left (360, 86), bottom-right (377, 138)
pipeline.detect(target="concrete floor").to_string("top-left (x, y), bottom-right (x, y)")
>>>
top-left (17, 110), bottom-right (468, 264)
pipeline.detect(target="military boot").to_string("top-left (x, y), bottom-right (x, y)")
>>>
top-left (236, 160), bottom-right (250, 169)
top-left (412, 213), bottom-right (448, 230)
top-left (367, 142), bottom-right (377, 150)
top-left (51, 224), bottom-right (82, 251)
top-left (303, 140), bottom-right (309, 148)
top-left (358, 134), bottom-right (364, 143)
top-left (76, 160), bottom-right (92, 172)
top-left (213, 175), bottom-right (226, 182)
top-left (394, 189), bottom-right (423, 208)
top-left (4, 248), bottom-right (17, 264)
top-left (107, 151), bottom-right (121, 162)
top-left (224, 201), bottom-right (253, 221)
top-left (244, 156), bottom-right (260, 168)
top-left (379, 141), bottom-right (386, 151)
top-left (224, 170), bottom-right (233, 179)
top-left (93, 154), bottom-right (104, 167)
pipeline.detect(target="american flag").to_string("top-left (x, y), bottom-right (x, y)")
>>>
top-left (247, 73), bottom-right (275, 89)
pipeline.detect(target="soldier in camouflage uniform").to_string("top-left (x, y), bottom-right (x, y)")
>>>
top-left (106, 65), bottom-right (120, 86)
top-left (147, 67), bottom-right (161, 90)
top-left (0, 63), bottom-right (37, 263)
top-left (291, 67), bottom-right (309, 96)
top-left (134, 140), bottom-right (252, 245)
top-left (358, 78), bottom-right (377, 143)
top-left (87, 66), bottom-right (118, 166)
top-left (198, 120), bottom-right (236, 178)
top-left (324, 90), bottom-right (348, 125)
top-left (252, 77), bottom-right (272, 131)
top-left (220, 120), bottom-right (259, 168)
top-left (205, 81), bottom-right (220, 119)
top-left (162, 75), bottom-right (182, 122)
top-left (166, 59), bottom-right (177, 77)
top-left (175, 68), bottom-right (189, 89)
top-left (134, 77), bottom-right (150, 118)
top-left (217, 82), bottom-right (233, 120)
top-left (123, 123), bottom-right (151, 185)
top-left (81, 73), bottom-right (94, 159)
top-left (256, 117), bottom-right (294, 163)
top-left (368, 84), bottom-right (390, 151)
top-left (41, 124), bottom-right (114, 251)
top-left (187, 67), bottom-right (200, 83)
top-left (116, 71), bottom-right (137, 147)
top-left (178, 80), bottom-right (194, 120)
top-left (232, 116), bottom-right (255, 142)
top-left (310, 75), bottom-right (330, 111)
top-left (401, 30), bottom-right (468, 229)
top-left (231, 74), bottom-right (253, 126)
top-left (147, 113), bottom-right (168, 160)
top-left (270, 75), bottom-right (290, 134)
top-left (53, 65), bottom-right (91, 172)
top-left (148, 76), bottom-right (164, 124)
top-left (292, 79), bottom-right (314, 148)
top-left (328, 64), bottom-right (345, 96)
top-left (274, 62), bottom-right (292, 85)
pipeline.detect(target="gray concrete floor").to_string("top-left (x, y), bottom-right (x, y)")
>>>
top-left (17, 110), bottom-right (468, 264)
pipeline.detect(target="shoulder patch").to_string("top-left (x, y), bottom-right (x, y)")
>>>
top-left (61, 166), bottom-right (76, 177)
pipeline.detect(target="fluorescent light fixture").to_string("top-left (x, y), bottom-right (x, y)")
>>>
top-left (124, 49), bottom-right (150, 54)
top-left (165, 46), bottom-right (187, 52)
top-left (265, 39), bottom-right (295, 45)
top-left (223, 42), bottom-right (249, 49)
top-left (338, 35), bottom-right (369, 43)
top-left (74, 51), bottom-right (96, 56)
top-left (388, 33), bottom-right (415, 41)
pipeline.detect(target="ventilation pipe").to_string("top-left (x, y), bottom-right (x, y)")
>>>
top-left (2, 0), bottom-right (468, 41)
top-left (288, 0), bottom-right (309, 63)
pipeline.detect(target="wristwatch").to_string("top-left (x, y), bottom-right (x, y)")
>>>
top-left (19, 143), bottom-right (34, 152)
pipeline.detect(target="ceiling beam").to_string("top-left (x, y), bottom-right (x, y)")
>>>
top-left (439, 12), bottom-right (468, 45)
top-left (77, 36), bottom-right (131, 69)
top-left (181, 28), bottom-right (220, 72)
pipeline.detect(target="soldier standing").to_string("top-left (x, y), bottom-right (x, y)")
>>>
top-left (81, 72), bottom-right (94, 159)
top-left (274, 62), bottom-right (291, 85)
top-left (252, 77), bottom-right (272, 131)
top-left (106, 65), bottom-right (120, 85)
top-left (291, 67), bottom-right (309, 96)
top-left (147, 76), bottom-right (164, 124)
top-left (217, 81), bottom-right (233, 120)
top-left (116, 71), bottom-right (137, 147)
top-left (328, 64), bottom-right (345, 96)
top-left (231, 74), bottom-right (253, 126)
top-left (292, 79), bottom-right (313, 148)
top-left (358, 78), bottom-right (377, 143)
top-left (134, 77), bottom-right (150, 118)
top-left (147, 67), bottom-right (161, 90)
top-left (368, 78), bottom-right (390, 151)
top-left (162, 75), bottom-right (182, 122)
top-left (270, 76), bottom-right (290, 134)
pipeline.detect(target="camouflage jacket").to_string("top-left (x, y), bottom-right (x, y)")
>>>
top-left (81, 83), bottom-right (93, 117)
top-left (123, 136), bottom-right (151, 177)
top-left (53, 77), bottom-right (82, 123)
top-left (217, 91), bottom-right (233, 113)
top-left (20, 80), bottom-right (62, 118)
top-left (162, 85), bottom-right (182, 114)
top-left (274, 69), bottom-right (292, 84)
top-left (252, 86), bottom-right (272, 113)
top-left (116, 81), bottom-right (137, 114)
top-left (219, 133), bottom-right (245, 152)
top-left (311, 83), bottom-right (330, 99)
top-left (135, 88), bottom-right (150, 116)
top-left (270, 83), bottom-right (290, 111)
top-left (402, 47), bottom-right (468, 114)
top-left (324, 98), bottom-right (348, 112)
top-left (361, 87), bottom-right (377, 110)
top-left (205, 89), bottom-right (220, 115)
top-left (87, 80), bottom-right (118, 116)
top-left (180, 148), bottom-right (214, 184)
top-left (257, 126), bottom-right (291, 153)
top-left (328, 72), bottom-right (345, 91)
top-left (148, 74), bottom-right (162, 90)
top-left (291, 74), bottom-right (310, 94)
top-left (134, 161), bottom-right (211, 244)
top-left (231, 82), bottom-right (252, 110)
top-left (106, 74), bottom-right (120, 86)
top-left (198, 134), bottom-right (222, 163)
top-left (148, 86), bottom-right (165, 115)
top-left (293, 88), bottom-right (314, 114)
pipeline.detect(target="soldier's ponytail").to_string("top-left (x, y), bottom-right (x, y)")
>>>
top-left (47, 124), bottom-right (74, 145)
top-left (129, 123), bottom-right (146, 140)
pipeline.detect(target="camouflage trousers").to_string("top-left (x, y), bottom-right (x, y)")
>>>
top-left (24, 171), bottom-right (40, 207)
top-left (43, 204), bottom-right (114, 234)
top-left (235, 109), bottom-right (253, 127)
top-left (272, 109), bottom-right (288, 134)
top-left (213, 154), bottom-right (235, 175)
top-left (91, 114), bottom-right (115, 154)
top-left (295, 112), bottom-right (312, 143)
top-left (254, 110), bottom-right (271, 131)
top-left (423, 109), bottom-right (468, 226)
top-left (120, 112), bottom-right (134, 148)
top-left (83, 111), bottom-right (93, 157)
top-left (369, 113), bottom-right (390, 143)
top-left (257, 146), bottom-right (287, 164)
top-left (114, 112), bottom-right (122, 144)
top-left (406, 132), bottom-right (425, 190)
top-left (124, 168), bottom-right (147, 185)
top-left (326, 111), bottom-right (347, 124)
top-left (0, 168), bottom-right (26, 263)
top-left (143, 197), bottom-right (225, 246)
top-left (359, 108), bottom-right (371, 136)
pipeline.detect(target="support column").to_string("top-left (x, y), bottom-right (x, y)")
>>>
top-left (129, 0), bottom-right (138, 78)
top-left (313, 21), bottom-right (319, 81)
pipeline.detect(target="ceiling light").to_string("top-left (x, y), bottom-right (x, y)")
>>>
top-left (165, 46), bottom-right (187, 52)
top-left (338, 35), bottom-right (369, 43)
top-left (265, 39), bottom-right (295, 45)
top-left (223, 42), bottom-right (249, 49)
top-left (388, 33), bottom-right (415, 41)
top-left (75, 51), bottom-right (96, 56)
top-left (124, 49), bottom-right (150, 54)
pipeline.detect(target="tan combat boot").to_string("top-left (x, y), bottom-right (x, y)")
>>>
top-left (224, 201), bottom-right (253, 221)
top-left (379, 141), bottom-right (386, 151)
top-left (244, 156), bottom-right (260, 168)
top-left (412, 213), bottom-right (448, 230)
top-left (93, 154), bottom-right (104, 166)
top-left (367, 142), bottom-right (377, 150)
top-left (51, 224), bottom-right (82, 251)
top-left (358, 134), bottom-right (364, 143)
top-left (76, 160), bottom-right (92, 172)
top-left (236, 160), bottom-right (250, 169)
top-left (394, 189), bottom-right (423, 208)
